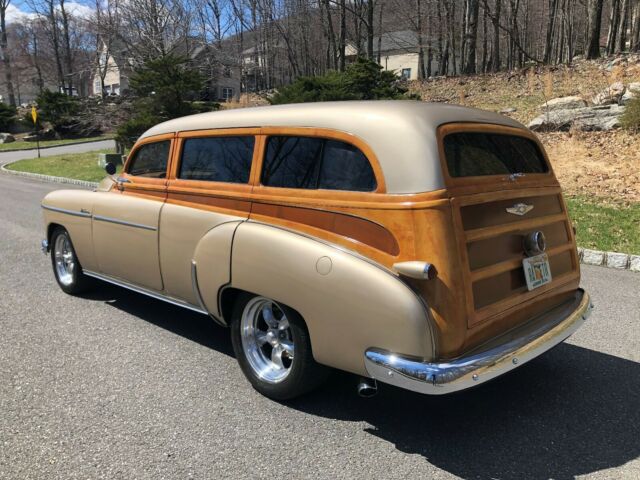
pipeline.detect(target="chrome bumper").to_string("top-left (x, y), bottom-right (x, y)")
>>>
top-left (364, 289), bottom-right (593, 395)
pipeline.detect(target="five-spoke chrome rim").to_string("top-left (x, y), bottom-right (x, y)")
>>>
top-left (240, 297), bottom-right (295, 384)
top-left (54, 234), bottom-right (75, 286)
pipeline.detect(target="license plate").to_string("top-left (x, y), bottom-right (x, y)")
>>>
top-left (522, 253), bottom-right (552, 291)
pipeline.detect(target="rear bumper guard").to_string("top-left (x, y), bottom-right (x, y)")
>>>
top-left (364, 288), bottom-right (593, 395)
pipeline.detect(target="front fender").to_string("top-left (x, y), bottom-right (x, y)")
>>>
top-left (230, 222), bottom-right (434, 376)
top-left (42, 189), bottom-right (97, 271)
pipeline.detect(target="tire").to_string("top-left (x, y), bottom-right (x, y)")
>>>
top-left (230, 293), bottom-right (330, 400)
top-left (50, 227), bottom-right (93, 295)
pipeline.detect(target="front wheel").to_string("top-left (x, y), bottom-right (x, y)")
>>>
top-left (50, 227), bottom-right (92, 295)
top-left (230, 293), bottom-right (330, 400)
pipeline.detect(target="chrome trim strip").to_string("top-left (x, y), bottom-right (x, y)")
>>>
top-left (191, 260), bottom-right (227, 327)
top-left (93, 214), bottom-right (157, 231)
top-left (365, 289), bottom-right (593, 395)
top-left (83, 269), bottom-right (208, 315)
top-left (41, 204), bottom-right (92, 218)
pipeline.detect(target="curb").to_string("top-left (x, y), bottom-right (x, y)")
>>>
top-left (1, 159), bottom-right (638, 273)
top-left (0, 162), bottom-right (99, 189)
top-left (578, 247), bottom-right (639, 272)
top-left (0, 137), bottom-right (115, 153)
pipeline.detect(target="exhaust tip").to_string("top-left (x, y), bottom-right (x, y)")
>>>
top-left (357, 377), bottom-right (378, 398)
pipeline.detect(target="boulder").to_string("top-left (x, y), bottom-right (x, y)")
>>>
top-left (499, 107), bottom-right (517, 114)
top-left (539, 96), bottom-right (586, 112)
top-left (592, 81), bottom-right (625, 105)
top-left (0, 133), bottom-right (15, 144)
top-left (528, 105), bottom-right (625, 132)
top-left (620, 82), bottom-right (640, 105)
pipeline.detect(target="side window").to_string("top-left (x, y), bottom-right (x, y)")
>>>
top-left (261, 136), bottom-right (377, 192)
top-left (127, 141), bottom-right (170, 178)
top-left (179, 136), bottom-right (254, 183)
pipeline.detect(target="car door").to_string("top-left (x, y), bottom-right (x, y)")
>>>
top-left (92, 135), bottom-right (173, 291)
top-left (159, 130), bottom-right (257, 305)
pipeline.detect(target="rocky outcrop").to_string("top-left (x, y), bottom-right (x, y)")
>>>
top-left (621, 82), bottom-right (640, 106)
top-left (0, 133), bottom-right (15, 144)
top-left (529, 105), bottom-right (625, 132)
top-left (528, 82), bottom-right (639, 132)
top-left (542, 96), bottom-right (587, 111)
top-left (591, 81), bottom-right (626, 105)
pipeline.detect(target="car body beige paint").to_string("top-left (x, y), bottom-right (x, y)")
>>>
top-left (92, 192), bottom-right (164, 291)
top-left (159, 202), bottom-right (245, 306)
top-left (230, 222), bottom-right (433, 375)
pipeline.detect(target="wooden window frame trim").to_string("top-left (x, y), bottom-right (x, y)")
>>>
top-left (436, 123), bottom-right (558, 196)
top-left (252, 126), bottom-right (387, 198)
top-left (121, 133), bottom-right (176, 193)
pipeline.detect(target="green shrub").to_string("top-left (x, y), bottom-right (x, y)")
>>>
top-left (270, 57), bottom-right (419, 105)
top-left (621, 96), bottom-right (640, 132)
top-left (35, 90), bottom-right (100, 137)
top-left (0, 102), bottom-right (16, 131)
top-left (115, 110), bottom-right (162, 148)
top-left (129, 55), bottom-right (204, 118)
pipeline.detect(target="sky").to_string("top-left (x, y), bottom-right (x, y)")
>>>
top-left (8, 0), bottom-right (95, 23)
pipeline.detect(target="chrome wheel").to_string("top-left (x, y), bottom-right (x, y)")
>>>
top-left (240, 297), bottom-right (295, 384)
top-left (53, 233), bottom-right (75, 287)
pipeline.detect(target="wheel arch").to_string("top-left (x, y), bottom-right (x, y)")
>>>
top-left (226, 221), bottom-right (434, 376)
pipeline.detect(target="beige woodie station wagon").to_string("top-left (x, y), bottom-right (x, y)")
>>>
top-left (41, 101), bottom-right (593, 400)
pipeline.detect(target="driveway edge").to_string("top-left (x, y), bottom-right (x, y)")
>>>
top-left (0, 137), bottom-right (114, 153)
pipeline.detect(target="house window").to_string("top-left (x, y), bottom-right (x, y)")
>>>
top-left (401, 68), bottom-right (412, 80)
top-left (112, 84), bottom-right (120, 95)
top-left (94, 81), bottom-right (101, 95)
top-left (221, 87), bottom-right (234, 101)
top-left (223, 67), bottom-right (231, 78)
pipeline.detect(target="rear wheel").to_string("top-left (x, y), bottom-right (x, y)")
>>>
top-left (50, 227), bottom-right (92, 295)
top-left (230, 293), bottom-right (329, 400)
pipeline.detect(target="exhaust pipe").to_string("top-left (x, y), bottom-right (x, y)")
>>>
top-left (357, 377), bottom-right (378, 398)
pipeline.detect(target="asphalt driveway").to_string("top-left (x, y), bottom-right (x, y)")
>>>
top-left (0, 173), bottom-right (638, 479)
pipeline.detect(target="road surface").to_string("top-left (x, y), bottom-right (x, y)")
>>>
top-left (0, 172), bottom-right (638, 479)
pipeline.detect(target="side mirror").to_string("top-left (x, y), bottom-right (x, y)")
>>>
top-left (105, 162), bottom-right (116, 175)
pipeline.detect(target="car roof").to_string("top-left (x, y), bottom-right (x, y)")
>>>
top-left (140, 101), bottom-right (526, 194)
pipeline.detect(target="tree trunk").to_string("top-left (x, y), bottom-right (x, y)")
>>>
top-left (491, 0), bottom-right (502, 71)
top-left (0, 3), bottom-right (16, 106)
top-left (462, 0), bottom-right (480, 74)
top-left (585, 0), bottom-right (603, 58)
top-left (339, 0), bottom-right (346, 70)
top-left (544, 0), bottom-right (558, 64)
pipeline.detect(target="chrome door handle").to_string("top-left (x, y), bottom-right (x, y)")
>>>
top-left (116, 177), bottom-right (131, 184)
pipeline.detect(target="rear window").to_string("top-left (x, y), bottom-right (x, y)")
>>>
top-left (443, 132), bottom-right (549, 178)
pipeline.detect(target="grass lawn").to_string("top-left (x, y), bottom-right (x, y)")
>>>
top-left (5, 149), bottom-right (122, 182)
top-left (567, 197), bottom-right (640, 255)
top-left (0, 134), bottom-right (114, 151)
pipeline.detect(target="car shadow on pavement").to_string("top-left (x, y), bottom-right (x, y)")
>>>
top-left (288, 344), bottom-right (640, 480)
top-left (79, 285), bottom-right (639, 478)
top-left (81, 283), bottom-right (235, 358)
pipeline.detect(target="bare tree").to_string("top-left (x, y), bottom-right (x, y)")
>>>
top-left (0, 0), bottom-right (16, 105)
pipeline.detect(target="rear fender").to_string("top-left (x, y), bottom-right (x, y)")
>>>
top-left (229, 222), bottom-right (433, 376)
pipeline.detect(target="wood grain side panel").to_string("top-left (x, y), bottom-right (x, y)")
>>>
top-left (250, 202), bottom-right (400, 256)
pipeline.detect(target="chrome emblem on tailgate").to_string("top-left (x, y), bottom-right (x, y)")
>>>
top-left (506, 203), bottom-right (534, 216)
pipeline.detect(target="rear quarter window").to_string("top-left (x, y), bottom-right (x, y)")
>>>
top-left (443, 132), bottom-right (549, 178)
top-left (261, 136), bottom-right (377, 192)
